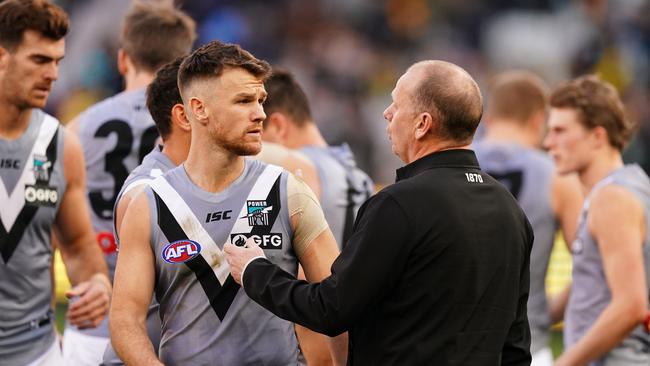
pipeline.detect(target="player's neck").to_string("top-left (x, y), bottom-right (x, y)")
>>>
top-left (183, 146), bottom-right (246, 193)
top-left (161, 138), bottom-right (189, 167)
top-left (288, 122), bottom-right (327, 149)
top-left (580, 149), bottom-right (624, 192)
top-left (0, 100), bottom-right (32, 140)
top-left (483, 122), bottom-right (538, 148)
top-left (123, 70), bottom-right (154, 92)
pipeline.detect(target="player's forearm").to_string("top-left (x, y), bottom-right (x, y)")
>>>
top-left (110, 312), bottom-right (162, 366)
top-left (557, 300), bottom-right (646, 365)
top-left (61, 236), bottom-right (108, 285)
top-left (548, 284), bottom-right (570, 324)
top-left (327, 332), bottom-right (348, 366)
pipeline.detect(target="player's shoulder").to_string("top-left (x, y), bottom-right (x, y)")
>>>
top-left (75, 90), bottom-right (146, 130)
top-left (590, 183), bottom-right (640, 211)
top-left (523, 147), bottom-right (554, 169)
top-left (474, 141), bottom-right (553, 167)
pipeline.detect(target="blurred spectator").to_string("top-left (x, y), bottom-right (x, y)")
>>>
top-left (48, 0), bottom-right (650, 184)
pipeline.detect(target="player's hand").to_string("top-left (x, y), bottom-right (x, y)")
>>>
top-left (224, 237), bottom-right (265, 285)
top-left (66, 273), bottom-right (111, 329)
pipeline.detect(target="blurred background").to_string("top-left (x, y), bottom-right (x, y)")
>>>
top-left (48, 0), bottom-right (650, 186)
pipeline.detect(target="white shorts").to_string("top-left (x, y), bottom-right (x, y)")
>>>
top-left (27, 337), bottom-right (63, 366)
top-left (62, 327), bottom-right (110, 366)
top-left (531, 347), bottom-right (553, 366)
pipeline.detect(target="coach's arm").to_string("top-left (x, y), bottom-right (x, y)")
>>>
top-left (225, 191), bottom-right (410, 336)
top-left (110, 191), bottom-right (162, 366)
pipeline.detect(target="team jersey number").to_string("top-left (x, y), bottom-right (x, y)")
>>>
top-left (487, 170), bottom-right (524, 199)
top-left (342, 178), bottom-right (373, 247)
top-left (88, 119), bottom-right (158, 219)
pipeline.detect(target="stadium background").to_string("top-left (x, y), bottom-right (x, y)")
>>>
top-left (48, 0), bottom-right (650, 358)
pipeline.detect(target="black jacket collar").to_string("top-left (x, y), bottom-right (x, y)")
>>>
top-left (395, 149), bottom-right (480, 182)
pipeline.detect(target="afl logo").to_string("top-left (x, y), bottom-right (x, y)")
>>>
top-left (162, 240), bottom-right (201, 263)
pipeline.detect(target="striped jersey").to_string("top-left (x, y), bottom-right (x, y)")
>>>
top-left (102, 146), bottom-right (174, 365)
top-left (565, 164), bottom-right (650, 365)
top-left (0, 111), bottom-right (66, 365)
top-left (145, 159), bottom-right (300, 365)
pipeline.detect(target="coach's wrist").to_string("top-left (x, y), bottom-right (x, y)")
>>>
top-left (241, 256), bottom-right (266, 287)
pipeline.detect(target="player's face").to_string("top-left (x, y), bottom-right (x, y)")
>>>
top-left (206, 68), bottom-right (267, 156)
top-left (0, 30), bottom-right (64, 110)
top-left (544, 107), bottom-right (595, 175)
top-left (384, 70), bottom-right (418, 163)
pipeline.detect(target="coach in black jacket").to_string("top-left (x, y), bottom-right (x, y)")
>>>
top-left (225, 60), bottom-right (534, 365)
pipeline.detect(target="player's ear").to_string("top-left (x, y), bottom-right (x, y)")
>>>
top-left (189, 97), bottom-right (208, 125)
top-left (263, 112), bottom-right (288, 143)
top-left (0, 46), bottom-right (8, 70)
top-left (117, 49), bottom-right (128, 77)
top-left (527, 110), bottom-right (547, 145)
top-left (171, 103), bottom-right (190, 133)
top-left (591, 125), bottom-right (609, 149)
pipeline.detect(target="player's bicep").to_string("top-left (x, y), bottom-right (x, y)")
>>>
top-left (55, 131), bottom-right (95, 251)
top-left (298, 228), bottom-right (339, 282)
top-left (114, 184), bottom-right (147, 242)
top-left (287, 173), bottom-right (338, 281)
top-left (588, 187), bottom-right (646, 303)
top-left (112, 192), bottom-right (155, 317)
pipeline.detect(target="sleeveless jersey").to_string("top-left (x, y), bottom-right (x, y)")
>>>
top-left (565, 164), bottom-right (650, 364)
top-left (102, 146), bottom-right (174, 365)
top-left (146, 159), bottom-right (300, 365)
top-left (77, 88), bottom-right (158, 279)
top-left (473, 141), bottom-right (558, 353)
top-left (300, 144), bottom-right (374, 248)
top-left (0, 110), bottom-right (66, 365)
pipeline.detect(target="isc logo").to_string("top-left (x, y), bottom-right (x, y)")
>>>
top-left (24, 185), bottom-right (58, 206)
top-left (205, 210), bottom-right (232, 223)
top-left (0, 158), bottom-right (20, 169)
top-left (162, 240), bottom-right (202, 263)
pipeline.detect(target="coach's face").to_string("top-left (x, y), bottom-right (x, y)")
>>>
top-left (384, 68), bottom-right (420, 163)
top-left (0, 30), bottom-right (64, 110)
top-left (204, 67), bottom-right (267, 156)
top-left (544, 107), bottom-right (595, 175)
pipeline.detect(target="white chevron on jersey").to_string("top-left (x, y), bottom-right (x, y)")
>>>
top-left (149, 163), bottom-right (283, 284)
top-left (0, 115), bottom-right (58, 231)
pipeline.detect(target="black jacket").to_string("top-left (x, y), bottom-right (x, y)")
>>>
top-left (243, 149), bottom-right (533, 365)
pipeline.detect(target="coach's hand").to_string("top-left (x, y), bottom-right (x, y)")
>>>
top-left (224, 238), bottom-right (265, 285)
top-left (66, 273), bottom-right (111, 329)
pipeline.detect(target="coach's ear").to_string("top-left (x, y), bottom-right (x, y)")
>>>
top-left (414, 111), bottom-right (434, 140)
top-left (171, 103), bottom-right (191, 133)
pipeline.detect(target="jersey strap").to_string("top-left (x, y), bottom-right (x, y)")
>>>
top-left (150, 164), bottom-right (283, 320)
